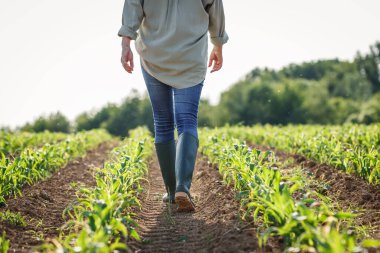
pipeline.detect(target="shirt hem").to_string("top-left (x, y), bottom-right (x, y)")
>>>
top-left (140, 59), bottom-right (206, 89)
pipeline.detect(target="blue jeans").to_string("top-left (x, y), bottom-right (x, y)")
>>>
top-left (141, 64), bottom-right (204, 144)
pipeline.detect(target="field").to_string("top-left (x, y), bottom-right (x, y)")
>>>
top-left (0, 125), bottom-right (379, 253)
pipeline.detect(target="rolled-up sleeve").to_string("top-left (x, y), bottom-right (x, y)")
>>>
top-left (207, 0), bottom-right (229, 46)
top-left (118, 0), bottom-right (144, 39)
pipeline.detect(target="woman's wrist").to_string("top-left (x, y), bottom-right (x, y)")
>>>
top-left (213, 45), bottom-right (223, 51)
top-left (122, 36), bottom-right (132, 47)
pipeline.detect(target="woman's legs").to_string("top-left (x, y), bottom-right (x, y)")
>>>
top-left (141, 62), bottom-right (204, 211)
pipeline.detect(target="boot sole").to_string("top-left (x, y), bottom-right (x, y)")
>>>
top-left (175, 192), bottom-right (195, 212)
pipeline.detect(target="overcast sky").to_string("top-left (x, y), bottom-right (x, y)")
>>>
top-left (1, 0), bottom-right (380, 128)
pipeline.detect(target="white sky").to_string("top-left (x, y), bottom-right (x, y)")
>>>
top-left (1, 0), bottom-right (380, 128)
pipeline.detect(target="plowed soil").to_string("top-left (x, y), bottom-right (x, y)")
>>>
top-left (0, 140), bottom-right (119, 252)
top-left (249, 143), bottom-right (380, 243)
top-left (126, 153), bottom-right (283, 253)
top-left (3, 139), bottom-right (377, 252)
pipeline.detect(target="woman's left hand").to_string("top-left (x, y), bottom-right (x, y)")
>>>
top-left (121, 37), bottom-right (134, 74)
top-left (208, 46), bottom-right (223, 73)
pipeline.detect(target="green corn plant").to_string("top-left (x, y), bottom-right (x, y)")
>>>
top-left (0, 210), bottom-right (27, 227)
top-left (0, 129), bottom-right (112, 206)
top-left (39, 126), bottom-right (153, 252)
top-left (0, 232), bottom-right (9, 253)
top-left (218, 124), bottom-right (380, 184)
top-left (199, 127), bottom-right (379, 252)
top-left (0, 130), bottom-right (67, 157)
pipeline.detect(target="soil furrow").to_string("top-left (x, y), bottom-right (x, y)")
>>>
top-left (0, 140), bottom-right (119, 252)
top-left (126, 153), bottom-right (282, 253)
top-left (248, 142), bottom-right (380, 242)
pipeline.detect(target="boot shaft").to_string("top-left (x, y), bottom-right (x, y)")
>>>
top-left (175, 132), bottom-right (199, 194)
top-left (155, 139), bottom-right (177, 199)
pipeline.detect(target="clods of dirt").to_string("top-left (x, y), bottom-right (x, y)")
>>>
top-left (0, 140), bottom-right (119, 252)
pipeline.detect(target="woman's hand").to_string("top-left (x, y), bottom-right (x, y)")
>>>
top-left (121, 37), bottom-right (134, 74)
top-left (208, 46), bottom-right (223, 73)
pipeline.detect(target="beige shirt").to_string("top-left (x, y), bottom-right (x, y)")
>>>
top-left (118, 0), bottom-right (229, 89)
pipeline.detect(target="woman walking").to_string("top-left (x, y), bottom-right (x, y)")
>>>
top-left (118, 0), bottom-right (228, 212)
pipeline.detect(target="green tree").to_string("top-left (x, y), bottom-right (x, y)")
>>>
top-left (325, 71), bottom-right (372, 100)
top-left (21, 112), bottom-right (71, 133)
top-left (198, 98), bottom-right (218, 127)
top-left (105, 90), bottom-right (153, 137)
top-left (279, 59), bottom-right (342, 81)
top-left (75, 103), bottom-right (119, 131)
top-left (347, 92), bottom-right (380, 124)
top-left (216, 78), bottom-right (306, 125)
top-left (355, 41), bottom-right (380, 93)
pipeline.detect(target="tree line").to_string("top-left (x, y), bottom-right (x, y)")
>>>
top-left (19, 41), bottom-right (380, 136)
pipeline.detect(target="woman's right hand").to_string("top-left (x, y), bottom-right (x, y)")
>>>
top-left (121, 37), bottom-right (134, 74)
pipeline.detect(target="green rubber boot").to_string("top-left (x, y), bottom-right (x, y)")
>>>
top-left (175, 132), bottom-right (199, 212)
top-left (155, 139), bottom-right (176, 204)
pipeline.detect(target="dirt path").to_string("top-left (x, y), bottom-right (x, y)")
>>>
top-left (0, 140), bottom-right (119, 252)
top-left (249, 143), bottom-right (380, 241)
top-left (126, 153), bottom-right (282, 253)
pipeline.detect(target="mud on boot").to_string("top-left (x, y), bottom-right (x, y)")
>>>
top-left (175, 191), bottom-right (195, 212)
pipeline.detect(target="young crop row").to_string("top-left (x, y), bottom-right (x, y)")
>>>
top-left (39, 127), bottom-right (153, 252)
top-left (0, 232), bottom-right (8, 253)
top-left (216, 124), bottom-right (380, 184)
top-left (0, 131), bottom-right (67, 157)
top-left (199, 127), bottom-right (379, 252)
top-left (0, 129), bottom-right (112, 206)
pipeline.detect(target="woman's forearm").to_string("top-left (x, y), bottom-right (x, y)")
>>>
top-left (208, 0), bottom-right (229, 47)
